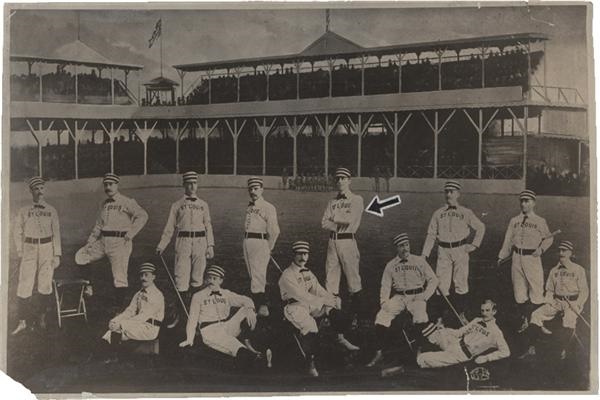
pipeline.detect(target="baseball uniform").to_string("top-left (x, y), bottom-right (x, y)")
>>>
top-left (76, 192), bottom-right (148, 288)
top-left (531, 260), bottom-right (588, 330)
top-left (158, 195), bottom-right (214, 291)
top-left (417, 317), bottom-right (510, 368)
top-left (498, 211), bottom-right (553, 305)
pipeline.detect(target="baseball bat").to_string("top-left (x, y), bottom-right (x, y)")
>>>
top-left (159, 254), bottom-right (190, 319)
top-left (497, 229), bottom-right (562, 266)
top-left (269, 255), bottom-right (284, 274)
top-left (436, 288), bottom-right (466, 327)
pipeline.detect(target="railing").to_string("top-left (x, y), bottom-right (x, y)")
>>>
top-left (438, 165), bottom-right (479, 179)
top-left (482, 165), bottom-right (522, 179)
top-left (396, 164), bottom-right (522, 179)
top-left (529, 85), bottom-right (586, 106)
top-left (397, 165), bottom-right (434, 178)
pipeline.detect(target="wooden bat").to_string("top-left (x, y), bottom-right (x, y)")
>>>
top-left (497, 229), bottom-right (562, 266)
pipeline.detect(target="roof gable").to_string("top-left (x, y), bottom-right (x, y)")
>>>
top-left (300, 31), bottom-right (363, 57)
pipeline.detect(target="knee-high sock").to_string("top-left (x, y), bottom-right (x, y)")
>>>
top-left (17, 296), bottom-right (31, 323)
top-left (374, 324), bottom-right (388, 351)
top-left (557, 327), bottom-right (575, 351)
top-left (349, 290), bottom-right (363, 317)
top-left (251, 292), bottom-right (266, 309)
top-left (300, 332), bottom-right (318, 359)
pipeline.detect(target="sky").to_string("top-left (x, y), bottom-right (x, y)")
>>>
top-left (8, 5), bottom-right (590, 100)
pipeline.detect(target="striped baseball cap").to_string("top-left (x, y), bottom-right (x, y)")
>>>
top-left (247, 177), bottom-right (263, 188)
top-left (558, 241), bottom-right (574, 252)
top-left (444, 180), bottom-right (461, 191)
top-left (103, 173), bottom-right (120, 184)
top-left (519, 190), bottom-right (536, 201)
top-left (139, 262), bottom-right (156, 275)
top-left (335, 167), bottom-right (351, 178)
top-left (182, 171), bottom-right (198, 183)
top-left (292, 241), bottom-right (310, 253)
top-left (393, 233), bottom-right (410, 247)
top-left (28, 176), bottom-right (45, 190)
top-left (206, 265), bottom-right (226, 279)
top-left (422, 322), bottom-right (441, 338)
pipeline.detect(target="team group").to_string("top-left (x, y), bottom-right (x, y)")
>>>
top-left (12, 168), bottom-right (588, 377)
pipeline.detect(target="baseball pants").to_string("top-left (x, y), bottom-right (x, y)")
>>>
top-left (436, 246), bottom-right (469, 295)
top-left (75, 237), bottom-right (132, 288)
top-left (325, 239), bottom-right (361, 294)
top-left (284, 302), bottom-right (328, 335)
top-left (116, 320), bottom-right (160, 341)
top-left (375, 294), bottom-right (428, 327)
top-left (417, 328), bottom-right (468, 368)
top-left (174, 237), bottom-right (208, 291)
top-left (17, 242), bottom-right (54, 298)
top-left (531, 300), bottom-right (579, 329)
top-left (243, 238), bottom-right (270, 294)
top-left (511, 253), bottom-right (544, 305)
top-left (201, 308), bottom-right (253, 357)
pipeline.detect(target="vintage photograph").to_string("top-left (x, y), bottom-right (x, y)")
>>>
top-left (2, 3), bottom-right (596, 395)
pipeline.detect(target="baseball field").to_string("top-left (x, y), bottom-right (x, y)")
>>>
top-left (5, 184), bottom-right (593, 393)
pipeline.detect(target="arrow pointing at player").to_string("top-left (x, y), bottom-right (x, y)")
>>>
top-left (365, 194), bottom-right (402, 217)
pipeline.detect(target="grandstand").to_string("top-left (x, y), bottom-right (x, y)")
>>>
top-left (10, 29), bottom-right (588, 195)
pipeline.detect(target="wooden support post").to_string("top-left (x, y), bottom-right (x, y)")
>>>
top-left (177, 70), bottom-right (186, 100)
top-left (26, 119), bottom-right (55, 177)
top-left (526, 42), bottom-right (532, 100)
top-left (207, 70), bottom-right (213, 104)
top-left (382, 112), bottom-right (413, 178)
top-left (396, 53), bottom-right (403, 93)
top-left (254, 117), bottom-right (277, 175)
top-left (463, 108), bottom-right (499, 179)
top-left (346, 114), bottom-right (373, 177)
top-left (110, 68), bottom-right (115, 105)
top-left (481, 46), bottom-right (487, 88)
top-left (507, 107), bottom-right (527, 180)
top-left (133, 121), bottom-right (158, 175)
top-left (169, 121), bottom-right (190, 173)
top-left (75, 64), bottom-right (79, 104)
top-left (196, 120), bottom-right (219, 175)
top-left (421, 110), bottom-right (456, 178)
top-left (99, 121), bottom-right (124, 173)
top-left (264, 64), bottom-right (272, 101)
top-left (361, 56), bottom-right (367, 95)
top-left (38, 62), bottom-right (43, 103)
top-left (64, 120), bottom-right (88, 179)
top-left (543, 41), bottom-right (548, 100)
top-left (327, 59), bottom-right (335, 97)
top-left (314, 115), bottom-right (340, 176)
top-left (295, 61), bottom-right (301, 99)
top-left (234, 67), bottom-right (242, 102)
top-left (436, 49), bottom-right (445, 91)
top-left (284, 116), bottom-right (308, 177)
top-left (224, 118), bottom-right (247, 175)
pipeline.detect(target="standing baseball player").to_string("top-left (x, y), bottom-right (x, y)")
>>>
top-left (156, 171), bottom-right (214, 318)
top-left (243, 177), bottom-right (280, 317)
top-left (421, 180), bottom-right (485, 322)
top-left (498, 190), bottom-right (553, 332)
top-left (321, 167), bottom-right (364, 317)
top-left (180, 265), bottom-right (268, 368)
top-left (279, 241), bottom-right (359, 377)
top-left (417, 299), bottom-right (510, 368)
top-left (520, 240), bottom-right (589, 360)
top-left (12, 177), bottom-right (61, 335)
top-left (367, 233), bottom-right (438, 367)
top-left (76, 173), bottom-right (148, 307)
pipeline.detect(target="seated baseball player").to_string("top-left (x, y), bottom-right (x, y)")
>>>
top-left (279, 241), bottom-right (359, 378)
top-left (416, 299), bottom-right (510, 368)
top-left (179, 265), bottom-right (267, 368)
top-left (367, 233), bottom-right (438, 367)
top-left (101, 263), bottom-right (164, 357)
top-left (519, 240), bottom-right (589, 360)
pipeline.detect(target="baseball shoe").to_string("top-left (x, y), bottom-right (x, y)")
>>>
top-left (266, 348), bottom-right (273, 368)
top-left (166, 313), bottom-right (180, 329)
top-left (244, 339), bottom-right (261, 355)
top-left (518, 345), bottom-right (536, 359)
top-left (517, 317), bottom-right (529, 333)
top-left (540, 326), bottom-right (552, 335)
top-left (308, 359), bottom-right (319, 377)
top-left (337, 335), bottom-right (360, 351)
top-left (84, 284), bottom-right (94, 297)
top-left (381, 365), bottom-right (405, 377)
top-left (258, 305), bottom-right (270, 318)
top-left (11, 320), bottom-right (27, 336)
top-left (366, 350), bottom-right (383, 368)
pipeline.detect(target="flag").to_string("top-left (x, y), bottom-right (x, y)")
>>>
top-left (148, 19), bottom-right (162, 48)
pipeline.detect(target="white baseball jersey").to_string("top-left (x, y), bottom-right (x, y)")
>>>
top-left (498, 212), bottom-right (552, 259)
top-left (451, 317), bottom-right (510, 361)
top-left (188, 286), bottom-right (255, 327)
top-left (545, 260), bottom-right (588, 308)
top-left (279, 262), bottom-right (335, 310)
top-left (321, 191), bottom-right (364, 234)
top-left (245, 197), bottom-right (280, 250)
top-left (158, 195), bottom-right (215, 249)
top-left (88, 193), bottom-right (148, 241)
top-left (422, 204), bottom-right (485, 257)
top-left (14, 200), bottom-right (61, 256)
top-left (113, 283), bottom-right (165, 324)
top-left (379, 254), bottom-right (438, 304)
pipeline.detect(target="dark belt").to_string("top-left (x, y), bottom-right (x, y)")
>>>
top-left (330, 232), bottom-right (355, 240)
top-left (394, 287), bottom-right (424, 296)
top-left (554, 294), bottom-right (579, 301)
top-left (199, 315), bottom-right (231, 329)
top-left (245, 232), bottom-right (268, 240)
top-left (178, 231), bottom-right (206, 238)
top-left (459, 338), bottom-right (473, 359)
top-left (101, 230), bottom-right (127, 238)
top-left (513, 247), bottom-right (536, 256)
top-left (24, 236), bottom-right (52, 244)
top-left (146, 319), bottom-right (162, 327)
top-left (438, 238), bottom-right (468, 248)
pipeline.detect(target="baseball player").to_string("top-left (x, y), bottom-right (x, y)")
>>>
top-left (102, 262), bottom-right (164, 346)
top-left (279, 241), bottom-right (359, 377)
top-left (421, 180), bottom-right (485, 322)
top-left (321, 167), bottom-right (364, 317)
top-left (417, 299), bottom-right (510, 368)
top-left (156, 171), bottom-right (214, 317)
top-left (498, 190), bottom-right (553, 332)
top-left (243, 177), bottom-right (280, 317)
top-left (75, 173), bottom-right (148, 306)
top-left (520, 240), bottom-right (589, 360)
top-left (12, 177), bottom-right (61, 335)
top-left (180, 265), bottom-right (268, 368)
top-left (367, 233), bottom-right (439, 367)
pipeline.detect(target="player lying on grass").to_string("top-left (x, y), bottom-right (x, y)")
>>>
top-left (179, 265), bottom-right (271, 369)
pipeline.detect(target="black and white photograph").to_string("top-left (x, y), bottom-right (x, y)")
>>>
top-left (2, 2), bottom-right (596, 396)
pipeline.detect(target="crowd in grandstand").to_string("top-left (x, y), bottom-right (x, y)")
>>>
top-left (528, 163), bottom-right (589, 196)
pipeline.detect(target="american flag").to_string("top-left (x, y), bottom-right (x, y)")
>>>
top-left (148, 19), bottom-right (162, 48)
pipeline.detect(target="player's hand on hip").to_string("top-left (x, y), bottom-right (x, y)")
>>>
top-left (206, 246), bottom-right (214, 259)
top-left (179, 339), bottom-right (193, 348)
top-left (464, 244), bottom-right (477, 253)
top-left (52, 256), bottom-right (61, 269)
top-left (123, 234), bottom-right (132, 243)
top-left (532, 248), bottom-right (542, 257)
top-left (474, 356), bottom-right (487, 364)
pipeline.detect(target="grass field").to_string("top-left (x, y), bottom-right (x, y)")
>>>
top-left (5, 186), bottom-right (593, 393)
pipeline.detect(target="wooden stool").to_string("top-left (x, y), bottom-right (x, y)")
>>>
top-left (53, 278), bottom-right (89, 328)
